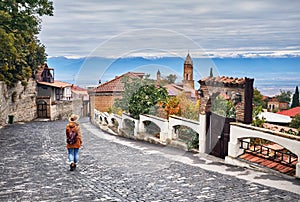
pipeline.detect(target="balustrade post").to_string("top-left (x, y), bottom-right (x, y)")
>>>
top-left (226, 125), bottom-right (245, 159)
top-left (199, 114), bottom-right (206, 153)
top-left (296, 162), bottom-right (300, 178)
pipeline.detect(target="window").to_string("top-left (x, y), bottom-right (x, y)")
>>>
top-left (55, 88), bottom-right (63, 100)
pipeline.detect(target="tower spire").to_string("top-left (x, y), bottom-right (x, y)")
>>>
top-left (184, 52), bottom-right (193, 65)
top-left (182, 52), bottom-right (194, 89)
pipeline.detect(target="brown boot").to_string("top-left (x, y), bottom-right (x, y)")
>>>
top-left (70, 163), bottom-right (75, 171)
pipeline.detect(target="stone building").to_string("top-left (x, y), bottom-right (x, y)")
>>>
top-left (36, 63), bottom-right (72, 102)
top-left (198, 76), bottom-right (254, 124)
top-left (35, 63), bottom-right (81, 120)
top-left (72, 85), bottom-right (90, 117)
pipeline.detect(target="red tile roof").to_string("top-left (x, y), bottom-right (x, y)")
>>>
top-left (198, 76), bottom-right (247, 87)
top-left (277, 106), bottom-right (300, 117)
top-left (72, 85), bottom-right (87, 91)
top-left (37, 80), bottom-right (72, 88)
top-left (268, 97), bottom-right (279, 102)
top-left (263, 123), bottom-right (297, 133)
top-left (164, 83), bottom-right (184, 96)
top-left (163, 83), bottom-right (197, 98)
top-left (93, 72), bottom-right (145, 93)
top-left (262, 96), bottom-right (269, 101)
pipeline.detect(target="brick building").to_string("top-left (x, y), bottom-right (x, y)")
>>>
top-left (182, 53), bottom-right (194, 89)
top-left (266, 97), bottom-right (289, 112)
top-left (89, 72), bottom-right (145, 116)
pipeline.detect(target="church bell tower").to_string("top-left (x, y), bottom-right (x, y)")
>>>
top-left (182, 53), bottom-right (194, 89)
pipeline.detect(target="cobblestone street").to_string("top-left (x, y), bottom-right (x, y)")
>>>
top-left (0, 118), bottom-right (300, 201)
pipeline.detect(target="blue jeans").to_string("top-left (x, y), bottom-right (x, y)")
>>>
top-left (68, 148), bottom-right (79, 164)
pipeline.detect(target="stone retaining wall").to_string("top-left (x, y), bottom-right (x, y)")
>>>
top-left (0, 79), bottom-right (37, 126)
top-left (50, 98), bottom-right (83, 121)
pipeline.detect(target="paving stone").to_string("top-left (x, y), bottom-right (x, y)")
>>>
top-left (0, 118), bottom-right (300, 201)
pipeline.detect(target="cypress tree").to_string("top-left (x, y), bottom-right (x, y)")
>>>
top-left (209, 67), bottom-right (213, 77)
top-left (291, 86), bottom-right (300, 108)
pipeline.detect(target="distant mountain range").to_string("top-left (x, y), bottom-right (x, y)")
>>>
top-left (47, 56), bottom-right (300, 96)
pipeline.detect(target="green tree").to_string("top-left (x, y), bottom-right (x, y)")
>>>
top-left (114, 75), bottom-right (153, 112)
top-left (129, 84), bottom-right (168, 119)
top-left (291, 86), bottom-right (300, 108)
top-left (212, 95), bottom-right (236, 118)
top-left (253, 88), bottom-right (266, 108)
top-left (176, 93), bottom-right (200, 120)
top-left (166, 74), bottom-right (177, 84)
top-left (0, 1), bottom-right (53, 86)
top-left (114, 75), bottom-right (168, 119)
top-left (209, 67), bottom-right (213, 77)
top-left (289, 114), bottom-right (300, 131)
top-left (276, 89), bottom-right (292, 103)
top-left (252, 105), bottom-right (265, 127)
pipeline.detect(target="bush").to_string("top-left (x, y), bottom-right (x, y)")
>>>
top-left (289, 115), bottom-right (300, 133)
top-left (252, 106), bottom-right (265, 127)
top-left (177, 126), bottom-right (199, 150)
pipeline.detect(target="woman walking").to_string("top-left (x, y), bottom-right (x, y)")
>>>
top-left (66, 114), bottom-right (82, 171)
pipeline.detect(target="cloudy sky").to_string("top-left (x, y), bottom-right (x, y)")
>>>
top-left (39, 0), bottom-right (300, 58)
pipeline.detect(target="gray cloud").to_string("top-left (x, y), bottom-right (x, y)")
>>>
top-left (39, 0), bottom-right (300, 57)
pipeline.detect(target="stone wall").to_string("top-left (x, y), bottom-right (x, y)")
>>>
top-left (50, 98), bottom-right (83, 121)
top-left (0, 79), bottom-right (37, 126)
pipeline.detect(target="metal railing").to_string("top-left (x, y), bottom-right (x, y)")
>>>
top-left (240, 140), bottom-right (298, 168)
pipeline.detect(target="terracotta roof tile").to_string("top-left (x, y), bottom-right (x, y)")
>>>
top-left (163, 83), bottom-right (197, 98)
top-left (198, 76), bottom-right (248, 87)
top-left (277, 106), bottom-right (300, 117)
top-left (37, 80), bottom-right (72, 88)
top-left (94, 72), bottom-right (145, 93)
top-left (72, 85), bottom-right (87, 91)
top-left (262, 96), bottom-right (269, 101)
